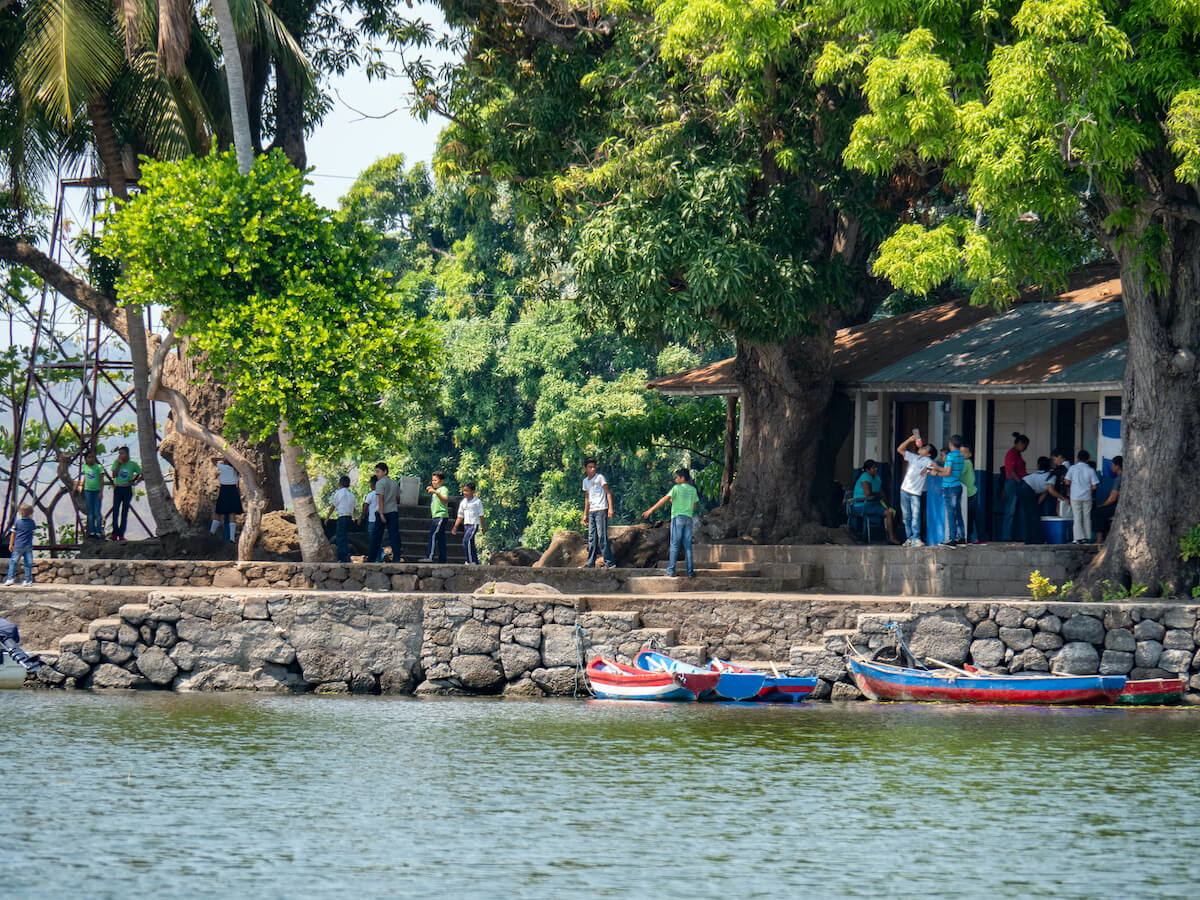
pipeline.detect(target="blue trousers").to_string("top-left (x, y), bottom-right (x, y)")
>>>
top-left (334, 515), bottom-right (351, 563)
top-left (666, 515), bottom-right (694, 576)
top-left (6, 549), bottom-right (33, 583)
top-left (366, 520), bottom-right (383, 562)
top-left (85, 490), bottom-right (103, 536)
top-left (900, 491), bottom-right (922, 542)
top-left (586, 509), bottom-right (613, 567)
top-left (369, 511), bottom-right (402, 562)
top-left (943, 484), bottom-right (964, 542)
top-left (462, 524), bottom-right (479, 564)
top-left (427, 517), bottom-right (449, 562)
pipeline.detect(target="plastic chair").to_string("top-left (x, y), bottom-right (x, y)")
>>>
top-left (845, 491), bottom-right (886, 543)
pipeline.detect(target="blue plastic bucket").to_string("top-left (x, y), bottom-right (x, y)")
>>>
top-left (1040, 517), bottom-right (1072, 544)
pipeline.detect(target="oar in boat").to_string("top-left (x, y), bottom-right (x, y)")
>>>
top-left (925, 658), bottom-right (983, 678)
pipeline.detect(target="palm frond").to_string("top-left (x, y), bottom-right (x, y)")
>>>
top-left (115, 50), bottom-right (195, 158)
top-left (18, 0), bottom-right (122, 126)
top-left (226, 0), bottom-right (313, 92)
top-left (157, 0), bottom-right (190, 78)
top-left (117, 0), bottom-right (155, 61)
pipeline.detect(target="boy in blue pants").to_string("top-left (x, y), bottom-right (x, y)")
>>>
top-left (420, 472), bottom-right (450, 563)
top-left (642, 469), bottom-right (700, 577)
top-left (452, 482), bottom-right (485, 564)
top-left (324, 476), bottom-right (356, 564)
top-left (6, 505), bottom-right (36, 585)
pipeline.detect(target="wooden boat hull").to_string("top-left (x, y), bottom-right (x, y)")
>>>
top-left (586, 657), bottom-right (717, 701)
top-left (709, 658), bottom-right (818, 702)
top-left (634, 650), bottom-right (764, 701)
top-left (1116, 678), bottom-right (1185, 705)
top-left (847, 657), bottom-right (1125, 705)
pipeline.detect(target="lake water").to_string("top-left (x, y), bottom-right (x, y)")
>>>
top-left (1, 691), bottom-right (1197, 899)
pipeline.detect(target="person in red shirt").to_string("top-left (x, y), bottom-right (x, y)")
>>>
top-left (1001, 433), bottom-right (1030, 540)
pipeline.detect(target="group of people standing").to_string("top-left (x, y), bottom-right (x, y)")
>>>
top-left (77, 447), bottom-right (143, 541)
top-left (1001, 434), bottom-right (1121, 544)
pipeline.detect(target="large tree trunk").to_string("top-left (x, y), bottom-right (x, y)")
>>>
top-left (1082, 229), bottom-right (1200, 595)
top-left (278, 421), bottom-right (334, 561)
top-left (724, 333), bottom-right (837, 542)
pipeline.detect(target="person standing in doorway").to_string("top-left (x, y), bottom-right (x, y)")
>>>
top-left (930, 435), bottom-right (966, 547)
top-left (359, 475), bottom-right (381, 562)
top-left (325, 475), bottom-right (357, 564)
top-left (452, 482), bottom-right (485, 564)
top-left (78, 450), bottom-right (105, 539)
top-left (369, 463), bottom-right (403, 562)
top-left (642, 468), bottom-right (700, 577)
top-left (1001, 433), bottom-right (1030, 541)
top-left (210, 457), bottom-right (243, 543)
top-left (109, 446), bottom-right (142, 541)
top-left (896, 432), bottom-right (937, 547)
top-left (420, 472), bottom-right (450, 563)
top-left (581, 457), bottom-right (616, 569)
top-left (1065, 450), bottom-right (1100, 542)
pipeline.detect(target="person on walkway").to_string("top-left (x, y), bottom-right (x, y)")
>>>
top-left (210, 457), bottom-right (243, 543)
top-left (325, 475), bottom-right (357, 564)
top-left (896, 432), bottom-right (937, 547)
top-left (452, 482), bottom-right (485, 565)
top-left (851, 460), bottom-right (900, 544)
top-left (109, 447), bottom-right (142, 541)
top-left (1065, 450), bottom-right (1100, 542)
top-left (1092, 455), bottom-right (1123, 542)
top-left (642, 468), bottom-right (700, 577)
top-left (1000, 433), bottom-right (1030, 541)
top-left (960, 445), bottom-right (983, 543)
top-left (359, 475), bottom-right (381, 562)
top-left (581, 457), bottom-right (615, 569)
top-left (420, 471), bottom-right (450, 563)
top-left (5, 504), bottom-right (35, 585)
top-left (78, 450), bottom-right (105, 539)
top-left (930, 435), bottom-right (966, 547)
top-left (368, 462), bottom-right (403, 562)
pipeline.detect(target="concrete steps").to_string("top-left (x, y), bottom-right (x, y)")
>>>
top-left (622, 575), bottom-right (810, 594)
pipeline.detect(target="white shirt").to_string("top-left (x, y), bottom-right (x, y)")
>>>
top-left (331, 487), bottom-right (356, 517)
top-left (216, 462), bottom-right (239, 486)
top-left (1024, 471), bottom-right (1055, 494)
top-left (364, 490), bottom-right (378, 523)
top-left (1065, 462), bottom-right (1099, 500)
top-left (582, 473), bottom-right (609, 510)
top-left (459, 496), bottom-right (484, 525)
top-left (900, 451), bottom-right (933, 495)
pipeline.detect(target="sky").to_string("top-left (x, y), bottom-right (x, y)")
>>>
top-left (304, 3), bottom-right (451, 209)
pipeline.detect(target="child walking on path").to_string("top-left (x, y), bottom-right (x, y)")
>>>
top-left (79, 451), bottom-right (105, 538)
top-left (643, 469), bottom-right (700, 577)
top-left (581, 458), bottom-right (615, 569)
top-left (325, 476), bottom-right (357, 563)
top-left (109, 447), bottom-right (142, 541)
top-left (453, 482), bottom-right (485, 564)
top-left (1065, 450), bottom-right (1100, 542)
top-left (359, 476), bottom-right (381, 562)
top-left (420, 472), bottom-right (450, 563)
top-left (6, 504), bottom-right (36, 585)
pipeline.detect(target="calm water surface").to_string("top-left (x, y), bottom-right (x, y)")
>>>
top-left (1, 690), bottom-right (1197, 899)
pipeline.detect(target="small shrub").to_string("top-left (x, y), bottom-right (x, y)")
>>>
top-left (1192, 585), bottom-right (1200, 600)
top-left (1028, 570), bottom-right (1058, 602)
top-left (1127, 583), bottom-right (1149, 599)
top-left (1181, 523), bottom-right (1200, 562)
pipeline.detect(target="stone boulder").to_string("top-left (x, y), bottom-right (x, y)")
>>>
top-left (531, 666), bottom-right (578, 696)
top-left (474, 581), bottom-right (562, 597)
top-left (969, 638), bottom-right (1005, 668)
top-left (453, 620), bottom-right (501, 656)
top-left (1061, 615), bottom-right (1105, 645)
top-left (1135, 640), bottom-right (1164, 669)
top-left (450, 654), bottom-right (505, 693)
top-left (535, 531), bottom-right (587, 568)
top-left (500, 643), bottom-right (542, 681)
top-left (489, 548), bottom-right (542, 567)
top-left (1099, 650), bottom-right (1134, 675)
top-left (1104, 629), bottom-right (1135, 652)
top-left (90, 663), bottom-right (146, 689)
top-left (999, 627), bottom-right (1033, 651)
top-left (540, 624), bottom-right (580, 668)
top-left (1050, 641), bottom-right (1100, 675)
top-left (908, 611), bottom-right (972, 665)
top-left (135, 646), bottom-right (180, 685)
top-left (53, 651), bottom-right (92, 679)
top-left (1157, 649), bottom-right (1193, 674)
top-left (1133, 619), bottom-right (1166, 642)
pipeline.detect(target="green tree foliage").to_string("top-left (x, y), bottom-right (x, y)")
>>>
top-left (336, 154), bottom-right (727, 551)
top-left (99, 149), bottom-right (443, 459)
top-left (819, 0), bottom-right (1200, 589)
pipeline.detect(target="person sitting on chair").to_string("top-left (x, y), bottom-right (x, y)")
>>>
top-left (852, 460), bottom-right (901, 544)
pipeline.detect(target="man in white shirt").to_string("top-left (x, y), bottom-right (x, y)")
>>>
top-left (581, 457), bottom-right (616, 568)
top-left (325, 475), bottom-right (357, 563)
top-left (1023, 455), bottom-right (1067, 515)
top-left (1064, 450), bottom-right (1100, 542)
top-left (359, 475), bottom-right (381, 562)
top-left (895, 433), bottom-right (937, 547)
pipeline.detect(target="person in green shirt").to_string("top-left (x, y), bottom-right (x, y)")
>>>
top-left (77, 450), bottom-right (106, 538)
top-left (642, 468), bottom-right (700, 577)
top-left (109, 446), bottom-right (143, 541)
top-left (420, 471), bottom-right (451, 563)
top-left (961, 444), bottom-right (982, 543)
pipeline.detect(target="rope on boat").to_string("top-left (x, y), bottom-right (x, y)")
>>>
top-left (573, 621), bottom-right (594, 699)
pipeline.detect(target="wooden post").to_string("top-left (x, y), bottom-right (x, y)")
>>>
top-left (721, 394), bottom-right (737, 506)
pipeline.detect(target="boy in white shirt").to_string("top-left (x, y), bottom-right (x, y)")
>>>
top-left (581, 457), bottom-right (616, 568)
top-left (452, 481), bottom-right (486, 565)
top-left (1064, 450), bottom-right (1100, 542)
top-left (895, 432), bottom-right (937, 547)
top-left (325, 475), bottom-right (357, 563)
top-left (359, 475), bottom-right (381, 562)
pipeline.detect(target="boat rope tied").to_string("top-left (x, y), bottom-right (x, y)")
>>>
top-left (887, 622), bottom-right (926, 670)
top-left (573, 621), bottom-right (594, 699)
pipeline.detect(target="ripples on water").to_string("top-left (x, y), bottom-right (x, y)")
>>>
top-left (0, 692), bottom-right (1196, 899)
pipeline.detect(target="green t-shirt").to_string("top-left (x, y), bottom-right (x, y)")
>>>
top-left (961, 459), bottom-right (977, 497)
top-left (112, 460), bottom-right (142, 486)
top-left (668, 482), bottom-right (699, 518)
top-left (430, 487), bottom-right (449, 518)
top-left (82, 462), bottom-right (104, 491)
